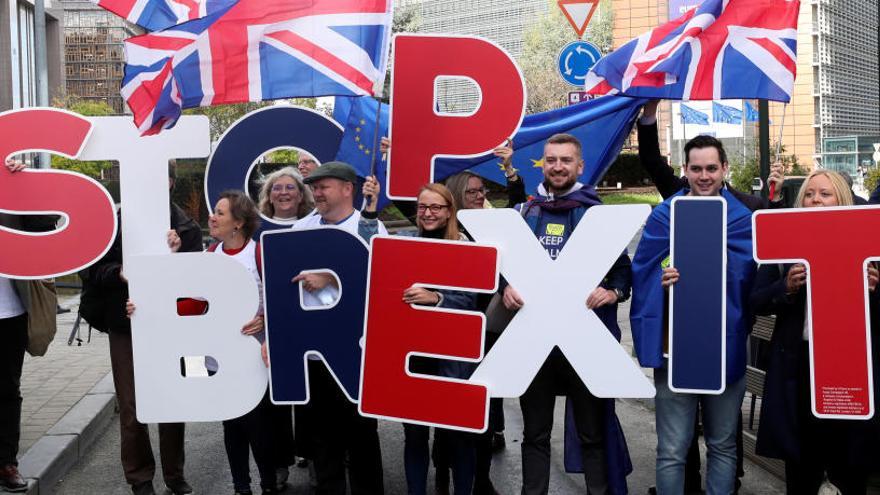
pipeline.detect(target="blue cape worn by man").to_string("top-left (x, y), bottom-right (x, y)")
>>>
top-left (630, 188), bottom-right (756, 383)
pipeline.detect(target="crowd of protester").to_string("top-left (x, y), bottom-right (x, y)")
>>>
top-left (3, 99), bottom-right (880, 495)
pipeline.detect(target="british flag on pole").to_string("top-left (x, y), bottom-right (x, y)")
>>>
top-left (584, 0), bottom-right (800, 102)
top-left (115, 0), bottom-right (392, 135)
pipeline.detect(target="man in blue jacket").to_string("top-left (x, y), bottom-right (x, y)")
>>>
top-left (631, 135), bottom-right (763, 495)
top-left (502, 133), bottom-right (632, 495)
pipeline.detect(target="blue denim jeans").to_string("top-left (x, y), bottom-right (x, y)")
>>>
top-left (654, 364), bottom-right (745, 495)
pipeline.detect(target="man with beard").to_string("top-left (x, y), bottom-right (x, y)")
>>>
top-left (502, 134), bottom-right (632, 495)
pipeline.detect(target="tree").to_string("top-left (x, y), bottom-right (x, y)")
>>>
top-left (50, 99), bottom-right (115, 178)
top-left (519, 0), bottom-right (613, 113)
top-left (726, 141), bottom-right (806, 193)
top-left (380, 3), bottom-right (421, 100)
top-left (185, 97), bottom-right (317, 143)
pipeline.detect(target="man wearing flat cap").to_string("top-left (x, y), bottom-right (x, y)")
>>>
top-left (290, 162), bottom-right (387, 494)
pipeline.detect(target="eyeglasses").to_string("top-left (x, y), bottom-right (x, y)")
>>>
top-left (416, 204), bottom-right (449, 214)
top-left (464, 187), bottom-right (488, 197)
top-left (271, 184), bottom-right (298, 192)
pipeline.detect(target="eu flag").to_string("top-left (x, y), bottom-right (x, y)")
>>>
top-left (435, 95), bottom-right (646, 190)
top-left (680, 104), bottom-right (710, 125)
top-left (334, 96), bottom-right (391, 208)
top-left (335, 95), bottom-right (646, 206)
top-left (712, 101), bottom-right (743, 125)
top-left (744, 100), bottom-right (762, 122)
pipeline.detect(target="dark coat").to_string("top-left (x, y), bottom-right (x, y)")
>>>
top-left (750, 263), bottom-right (880, 467)
top-left (90, 205), bottom-right (203, 333)
top-left (637, 122), bottom-right (783, 210)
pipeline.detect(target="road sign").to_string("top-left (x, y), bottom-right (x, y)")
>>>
top-left (557, 41), bottom-right (602, 87)
top-left (557, 0), bottom-right (599, 37)
top-left (567, 91), bottom-right (593, 105)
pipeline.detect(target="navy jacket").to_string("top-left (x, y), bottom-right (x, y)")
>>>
top-left (750, 263), bottom-right (880, 467)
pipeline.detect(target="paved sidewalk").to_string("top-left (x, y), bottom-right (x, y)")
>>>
top-left (15, 293), bottom-right (115, 494)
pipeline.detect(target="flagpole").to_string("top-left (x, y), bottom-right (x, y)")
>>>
top-left (775, 103), bottom-right (787, 162)
top-left (369, 99), bottom-right (383, 178)
top-left (364, 98), bottom-right (383, 210)
top-left (741, 101), bottom-right (746, 163)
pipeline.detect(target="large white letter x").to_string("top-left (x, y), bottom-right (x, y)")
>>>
top-left (458, 206), bottom-right (655, 398)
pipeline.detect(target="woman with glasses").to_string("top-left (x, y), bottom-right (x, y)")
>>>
top-left (751, 170), bottom-right (880, 494)
top-left (361, 180), bottom-right (480, 494)
top-left (257, 167), bottom-right (314, 224)
top-left (445, 140), bottom-right (526, 214)
top-left (257, 167), bottom-right (315, 486)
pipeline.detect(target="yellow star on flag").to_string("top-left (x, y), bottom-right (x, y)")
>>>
top-left (531, 158), bottom-right (544, 168)
top-left (358, 144), bottom-right (364, 150)
top-left (355, 136), bottom-right (360, 142)
top-left (360, 119), bottom-right (366, 125)
top-left (355, 127), bottom-right (361, 132)
top-left (364, 149), bottom-right (371, 155)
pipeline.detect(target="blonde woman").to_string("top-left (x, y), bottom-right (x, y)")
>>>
top-left (257, 167), bottom-right (314, 224)
top-left (752, 170), bottom-right (879, 494)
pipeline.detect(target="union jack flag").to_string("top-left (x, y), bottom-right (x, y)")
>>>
top-left (93, 0), bottom-right (237, 31)
top-left (584, 0), bottom-right (800, 102)
top-left (117, 0), bottom-right (393, 135)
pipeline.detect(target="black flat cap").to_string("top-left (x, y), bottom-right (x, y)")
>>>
top-left (303, 161), bottom-right (358, 185)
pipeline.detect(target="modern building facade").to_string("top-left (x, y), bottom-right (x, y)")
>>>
top-left (613, 0), bottom-right (879, 170)
top-left (806, 0), bottom-right (878, 175)
top-left (59, 0), bottom-right (142, 114)
top-left (0, 0), bottom-right (65, 111)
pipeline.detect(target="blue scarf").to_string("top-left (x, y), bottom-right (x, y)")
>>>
top-left (630, 189), bottom-right (757, 382)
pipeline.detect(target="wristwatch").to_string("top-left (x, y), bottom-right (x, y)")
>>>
top-left (612, 288), bottom-right (627, 302)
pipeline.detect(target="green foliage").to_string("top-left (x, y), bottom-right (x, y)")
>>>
top-left (865, 167), bottom-right (880, 195)
top-left (267, 148), bottom-right (300, 164)
top-left (726, 141), bottom-right (806, 194)
top-left (380, 4), bottom-right (421, 100)
top-left (519, 0), bottom-right (613, 113)
top-left (184, 102), bottom-right (266, 142)
top-left (727, 157), bottom-right (760, 194)
top-left (50, 99), bottom-right (115, 178)
top-left (600, 192), bottom-right (661, 206)
top-left (183, 98), bottom-right (318, 142)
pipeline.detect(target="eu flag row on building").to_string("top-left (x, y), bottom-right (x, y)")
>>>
top-left (680, 101), bottom-right (763, 125)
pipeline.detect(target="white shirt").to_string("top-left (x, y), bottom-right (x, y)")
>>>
top-left (291, 209), bottom-right (387, 308)
top-left (291, 209), bottom-right (387, 360)
top-left (0, 278), bottom-right (25, 319)
top-left (213, 239), bottom-right (263, 313)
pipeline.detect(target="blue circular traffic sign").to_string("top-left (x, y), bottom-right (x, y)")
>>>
top-left (557, 41), bottom-right (602, 87)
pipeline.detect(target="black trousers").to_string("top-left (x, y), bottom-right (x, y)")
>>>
top-left (783, 344), bottom-right (867, 495)
top-left (271, 404), bottom-right (296, 469)
top-left (222, 391), bottom-right (276, 492)
top-left (0, 314), bottom-right (27, 466)
top-left (520, 349), bottom-right (608, 495)
top-left (306, 360), bottom-right (383, 495)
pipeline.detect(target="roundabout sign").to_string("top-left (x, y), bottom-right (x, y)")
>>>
top-left (557, 40), bottom-right (602, 87)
